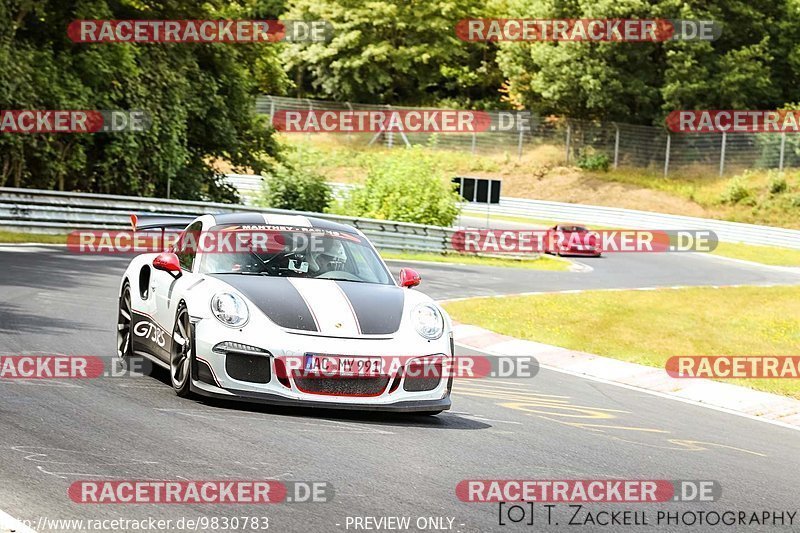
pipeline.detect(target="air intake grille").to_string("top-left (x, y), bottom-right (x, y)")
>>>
top-left (294, 376), bottom-right (390, 396)
top-left (403, 374), bottom-right (441, 392)
top-left (225, 353), bottom-right (271, 384)
top-left (403, 360), bottom-right (443, 392)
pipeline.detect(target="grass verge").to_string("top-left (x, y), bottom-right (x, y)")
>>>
top-left (443, 285), bottom-right (800, 398)
top-left (381, 251), bottom-right (571, 271)
top-left (460, 211), bottom-right (618, 230)
top-left (0, 230), bottom-right (68, 244)
top-left (711, 242), bottom-right (800, 267)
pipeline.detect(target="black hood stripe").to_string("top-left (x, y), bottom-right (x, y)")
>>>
top-left (336, 281), bottom-right (404, 335)
top-left (334, 282), bottom-right (362, 334)
top-left (210, 275), bottom-right (318, 331)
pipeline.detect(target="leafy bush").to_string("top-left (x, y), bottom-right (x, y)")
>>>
top-left (720, 175), bottom-right (752, 204)
top-left (258, 148), bottom-right (332, 213)
top-left (576, 149), bottom-right (611, 172)
top-left (341, 147), bottom-right (462, 226)
top-left (768, 172), bottom-right (788, 194)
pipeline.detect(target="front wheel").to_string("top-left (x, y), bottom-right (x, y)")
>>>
top-left (170, 304), bottom-right (194, 397)
top-left (116, 283), bottom-right (133, 360)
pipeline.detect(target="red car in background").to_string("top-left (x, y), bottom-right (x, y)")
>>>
top-left (546, 224), bottom-right (602, 257)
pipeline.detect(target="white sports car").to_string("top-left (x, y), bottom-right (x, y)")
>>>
top-left (117, 212), bottom-right (453, 414)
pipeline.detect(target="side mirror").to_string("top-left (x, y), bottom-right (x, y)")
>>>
top-left (399, 268), bottom-right (421, 288)
top-left (153, 252), bottom-right (182, 278)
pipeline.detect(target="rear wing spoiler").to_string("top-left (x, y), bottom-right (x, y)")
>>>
top-left (130, 214), bottom-right (196, 232)
top-left (130, 214), bottom-right (197, 252)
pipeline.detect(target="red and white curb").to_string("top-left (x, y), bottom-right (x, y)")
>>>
top-left (453, 323), bottom-right (800, 431)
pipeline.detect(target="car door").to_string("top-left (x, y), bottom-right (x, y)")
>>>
top-left (129, 254), bottom-right (163, 360)
top-left (150, 220), bottom-right (203, 363)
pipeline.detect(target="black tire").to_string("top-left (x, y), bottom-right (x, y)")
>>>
top-left (170, 303), bottom-right (194, 397)
top-left (117, 282), bottom-right (133, 360)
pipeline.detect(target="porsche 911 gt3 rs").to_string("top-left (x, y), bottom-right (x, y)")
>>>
top-left (116, 212), bottom-right (453, 414)
top-left (546, 224), bottom-right (602, 257)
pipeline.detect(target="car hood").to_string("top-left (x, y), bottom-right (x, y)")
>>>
top-left (560, 231), bottom-right (594, 245)
top-left (209, 274), bottom-right (405, 336)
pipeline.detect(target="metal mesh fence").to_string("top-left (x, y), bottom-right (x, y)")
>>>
top-left (257, 95), bottom-right (799, 177)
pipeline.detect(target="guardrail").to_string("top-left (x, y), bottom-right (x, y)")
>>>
top-left (0, 188), bottom-right (455, 254)
top-left (6, 185), bottom-right (795, 253)
top-left (462, 197), bottom-right (800, 250)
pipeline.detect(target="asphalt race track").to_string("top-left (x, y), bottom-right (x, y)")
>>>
top-left (1, 245), bottom-right (800, 532)
top-left (406, 251), bottom-right (800, 300)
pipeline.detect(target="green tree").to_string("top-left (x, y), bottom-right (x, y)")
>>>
top-left (0, 0), bottom-right (287, 201)
top-left (282, 0), bottom-right (504, 107)
top-left (496, 0), bottom-right (797, 125)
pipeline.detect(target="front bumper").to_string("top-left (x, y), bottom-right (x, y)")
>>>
top-left (190, 380), bottom-right (451, 412)
top-left (190, 317), bottom-right (453, 413)
top-left (560, 246), bottom-right (601, 256)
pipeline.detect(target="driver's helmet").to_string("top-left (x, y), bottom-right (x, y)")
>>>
top-left (312, 237), bottom-right (346, 272)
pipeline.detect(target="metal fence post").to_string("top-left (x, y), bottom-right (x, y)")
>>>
top-left (613, 124), bottom-right (620, 169)
top-left (471, 132), bottom-right (477, 155)
top-left (517, 128), bottom-right (524, 160)
top-left (305, 99), bottom-right (313, 140)
top-left (386, 104), bottom-right (394, 148)
top-left (565, 124), bottom-right (571, 164)
top-left (268, 96), bottom-right (275, 126)
top-left (779, 132), bottom-right (786, 171)
top-left (663, 134), bottom-right (671, 177)
top-left (345, 102), bottom-right (353, 142)
top-left (719, 132), bottom-right (727, 176)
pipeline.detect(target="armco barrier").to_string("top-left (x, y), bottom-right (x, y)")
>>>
top-left (463, 197), bottom-right (800, 250)
top-left (4, 186), bottom-right (796, 252)
top-left (0, 187), bottom-right (455, 254)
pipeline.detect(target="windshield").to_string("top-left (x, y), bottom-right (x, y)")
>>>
top-left (191, 225), bottom-right (393, 285)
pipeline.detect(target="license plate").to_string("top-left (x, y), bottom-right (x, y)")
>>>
top-left (303, 354), bottom-right (384, 376)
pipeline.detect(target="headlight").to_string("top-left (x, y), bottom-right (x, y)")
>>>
top-left (211, 292), bottom-right (249, 328)
top-left (412, 303), bottom-right (444, 340)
